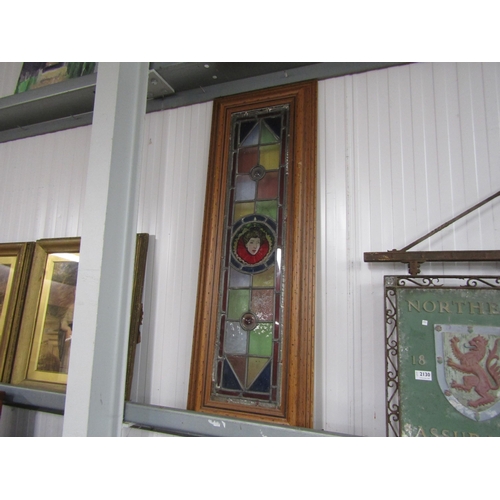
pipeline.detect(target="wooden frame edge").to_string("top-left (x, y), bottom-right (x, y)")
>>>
top-left (188, 81), bottom-right (317, 427)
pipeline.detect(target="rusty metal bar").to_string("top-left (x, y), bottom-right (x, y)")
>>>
top-left (364, 250), bottom-right (500, 263)
top-left (398, 190), bottom-right (500, 252)
top-left (364, 250), bottom-right (500, 276)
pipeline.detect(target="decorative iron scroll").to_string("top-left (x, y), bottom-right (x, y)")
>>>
top-left (384, 275), bottom-right (500, 437)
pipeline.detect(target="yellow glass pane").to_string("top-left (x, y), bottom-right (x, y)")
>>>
top-left (247, 357), bottom-right (269, 388)
top-left (260, 144), bottom-right (280, 170)
top-left (252, 265), bottom-right (274, 287)
top-left (234, 202), bottom-right (255, 221)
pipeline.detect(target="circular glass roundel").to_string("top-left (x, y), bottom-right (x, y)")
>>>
top-left (230, 215), bottom-right (276, 274)
top-left (240, 312), bottom-right (257, 331)
top-left (250, 165), bottom-right (266, 181)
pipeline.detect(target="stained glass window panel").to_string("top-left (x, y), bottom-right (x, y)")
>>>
top-left (212, 105), bottom-right (289, 407)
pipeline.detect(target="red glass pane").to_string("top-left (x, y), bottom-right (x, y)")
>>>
top-left (238, 147), bottom-right (258, 173)
top-left (257, 171), bottom-right (279, 200)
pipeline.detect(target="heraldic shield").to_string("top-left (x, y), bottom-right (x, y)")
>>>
top-left (435, 324), bottom-right (500, 422)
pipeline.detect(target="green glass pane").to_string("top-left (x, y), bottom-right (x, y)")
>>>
top-left (227, 289), bottom-right (250, 321)
top-left (248, 323), bottom-right (273, 357)
top-left (253, 265), bottom-right (274, 288)
top-left (260, 123), bottom-right (278, 144)
top-left (234, 202), bottom-right (255, 221)
top-left (260, 144), bottom-right (280, 170)
top-left (256, 200), bottom-right (277, 220)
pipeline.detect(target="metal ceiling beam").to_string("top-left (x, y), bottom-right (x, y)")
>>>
top-left (148, 62), bottom-right (409, 112)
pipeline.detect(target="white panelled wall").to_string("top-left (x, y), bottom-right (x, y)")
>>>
top-left (1, 62), bottom-right (499, 436)
top-left (317, 62), bottom-right (500, 436)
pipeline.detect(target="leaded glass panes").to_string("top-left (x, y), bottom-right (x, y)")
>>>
top-left (213, 106), bottom-right (289, 406)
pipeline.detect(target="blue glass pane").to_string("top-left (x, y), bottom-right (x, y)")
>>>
top-left (248, 361), bottom-right (271, 393)
top-left (222, 360), bottom-right (242, 390)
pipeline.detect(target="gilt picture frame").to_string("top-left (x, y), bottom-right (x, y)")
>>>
top-left (11, 234), bottom-right (149, 394)
top-left (11, 237), bottom-right (80, 392)
top-left (0, 242), bottom-right (34, 382)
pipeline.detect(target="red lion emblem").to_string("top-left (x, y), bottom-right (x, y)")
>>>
top-left (446, 335), bottom-right (500, 408)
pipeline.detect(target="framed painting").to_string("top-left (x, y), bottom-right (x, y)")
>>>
top-left (385, 275), bottom-right (500, 437)
top-left (188, 81), bottom-right (317, 427)
top-left (11, 237), bottom-right (80, 391)
top-left (0, 242), bottom-right (34, 382)
top-left (11, 234), bottom-right (149, 394)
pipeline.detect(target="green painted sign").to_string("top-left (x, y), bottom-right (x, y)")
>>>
top-left (386, 277), bottom-right (500, 437)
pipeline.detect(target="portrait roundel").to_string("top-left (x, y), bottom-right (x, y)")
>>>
top-left (231, 215), bottom-right (276, 274)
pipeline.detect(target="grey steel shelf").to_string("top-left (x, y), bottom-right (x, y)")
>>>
top-left (0, 72), bottom-right (97, 142)
top-left (0, 383), bottom-right (350, 437)
top-left (0, 63), bottom-right (409, 144)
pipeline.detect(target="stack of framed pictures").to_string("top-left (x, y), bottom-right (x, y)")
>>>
top-left (0, 234), bottom-right (148, 398)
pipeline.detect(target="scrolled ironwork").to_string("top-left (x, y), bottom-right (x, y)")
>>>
top-left (463, 277), bottom-right (500, 288)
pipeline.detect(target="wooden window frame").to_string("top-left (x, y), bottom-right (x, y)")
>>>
top-left (188, 81), bottom-right (317, 427)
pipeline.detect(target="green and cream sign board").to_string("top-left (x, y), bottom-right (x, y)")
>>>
top-left (385, 276), bottom-right (500, 437)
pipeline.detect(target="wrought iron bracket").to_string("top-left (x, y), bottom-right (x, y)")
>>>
top-left (364, 190), bottom-right (500, 276)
